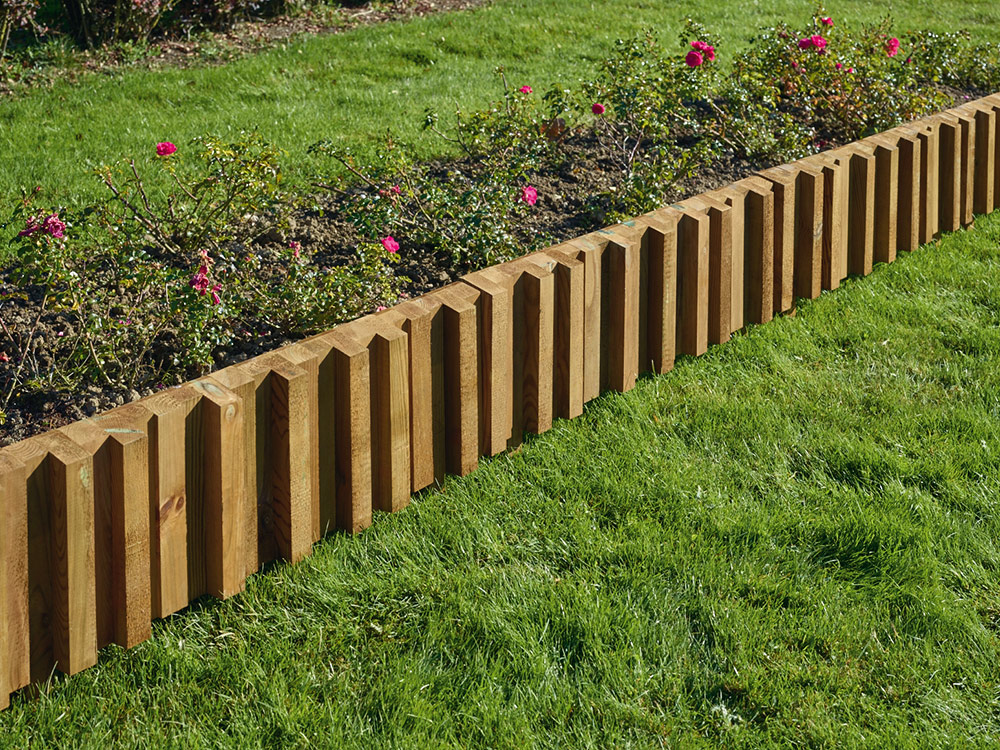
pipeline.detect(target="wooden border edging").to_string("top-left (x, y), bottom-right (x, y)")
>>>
top-left (3, 95), bottom-right (1000, 707)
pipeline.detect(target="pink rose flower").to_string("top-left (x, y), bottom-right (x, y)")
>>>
top-left (685, 50), bottom-right (704, 68)
top-left (798, 38), bottom-right (812, 50)
top-left (591, 102), bottom-right (606, 115)
top-left (519, 85), bottom-right (532, 94)
top-left (521, 185), bottom-right (538, 206)
top-left (18, 216), bottom-right (41, 237)
top-left (848, 67), bottom-right (854, 73)
top-left (886, 37), bottom-right (900, 57)
top-left (381, 236), bottom-right (400, 254)
top-left (376, 305), bottom-right (388, 312)
top-left (391, 184), bottom-right (401, 195)
top-left (211, 284), bottom-right (222, 306)
top-left (156, 142), bottom-right (177, 157)
top-left (691, 40), bottom-right (715, 61)
top-left (811, 35), bottom-right (827, 50)
top-left (42, 214), bottom-right (65, 238)
top-left (289, 241), bottom-right (301, 259)
top-left (820, 16), bottom-right (833, 26)
top-left (835, 62), bottom-right (843, 70)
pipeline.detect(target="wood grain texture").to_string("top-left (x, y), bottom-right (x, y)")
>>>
top-left (191, 378), bottom-right (246, 598)
top-left (974, 108), bottom-right (996, 215)
top-left (634, 210), bottom-right (679, 373)
top-left (6, 433), bottom-right (97, 681)
top-left (739, 177), bottom-right (775, 325)
top-left (564, 236), bottom-right (603, 402)
top-left (913, 123), bottom-right (940, 244)
top-left (378, 300), bottom-right (444, 488)
top-left (267, 359), bottom-right (313, 563)
top-left (706, 185), bottom-right (746, 334)
top-left (956, 111), bottom-right (976, 226)
top-left (806, 152), bottom-right (849, 289)
top-left (895, 130), bottom-right (922, 252)
top-left (325, 329), bottom-right (373, 534)
top-left (525, 249), bottom-right (585, 420)
top-left (681, 195), bottom-right (733, 345)
top-left (342, 317), bottom-right (412, 514)
top-left (433, 284), bottom-right (480, 475)
top-left (847, 146), bottom-right (876, 276)
top-left (0, 453), bottom-right (27, 703)
top-left (142, 386), bottom-right (201, 619)
top-left (675, 208), bottom-right (710, 355)
top-left (937, 115), bottom-right (962, 233)
top-left (872, 140), bottom-right (900, 264)
top-left (210, 366), bottom-right (260, 576)
top-left (793, 165), bottom-right (825, 299)
top-left (457, 270), bottom-right (513, 455)
top-left (596, 226), bottom-right (640, 391)
top-left (757, 166), bottom-right (796, 315)
top-left (0, 453), bottom-right (29, 694)
top-left (59, 416), bottom-right (150, 649)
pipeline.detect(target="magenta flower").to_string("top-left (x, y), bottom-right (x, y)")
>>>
top-left (382, 236), bottom-right (400, 254)
top-left (685, 50), bottom-right (704, 67)
top-left (591, 102), bottom-right (606, 115)
top-left (799, 35), bottom-right (827, 51)
top-left (18, 216), bottom-right (41, 237)
top-left (519, 85), bottom-right (533, 94)
top-left (156, 141), bottom-right (177, 157)
top-left (289, 240), bottom-right (301, 259)
top-left (798, 38), bottom-right (812, 50)
top-left (376, 305), bottom-right (388, 312)
top-left (391, 184), bottom-right (401, 195)
top-left (211, 284), bottom-right (222, 306)
top-left (691, 40), bottom-right (715, 61)
top-left (886, 37), bottom-right (900, 57)
top-left (190, 265), bottom-right (210, 294)
top-left (820, 16), bottom-right (833, 26)
top-left (521, 185), bottom-right (538, 206)
top-left (42, 214), bottom-right (65, 239)
top-left (835, 62), bottom-right (843, 70)
top-left (848, 67), bottom-right (855, 73)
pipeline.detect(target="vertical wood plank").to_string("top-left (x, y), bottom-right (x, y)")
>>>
top-left (793, 165), bottom-right (824, 299)
top-left (209, 366), bottom-right (260, 575)
top-left (327, 329), bottom-right (373, 534)
top-left (144, 386), bottom-right (200, 619)
top-left (59, 416), bottom-right (150, 649)
top-left (682, 195), bottom-right (734, 344)
top-left (634, 210), bottom-right (679, 373)
top-left (378, 300), bottom-right (445, 487)
top-left (564, 237), bottom-right (603, 402)
top-left (526, 249), bottom-right (585, 420)
top-left (896, 130), bottom-right (922, 252)
top-left (707, 186), bottom-right (746, 334)
top-left (741, 177), bottom-right (775, 325)
top-left (457, 271), bottom-right (513, 455)
top-left (757, 166), bottom-right (796, 314)
top-left (597, 227), bottom-right (640, 391)
top-left (808, 153), bottom-right (849, 289)
top-left (873, 140), bottom-right (900, 264)
top-left (191, 378), bottom-right (246, 598)
top-left (974, 108), bottom-right (996, 215)
top-left (938, 115), bottom-right (962, 233)
top-left (88, 403), bottom-right (152, 648)
top-left (267, 359), bottom-right (313, 564)
top-left (434, 285), bottom-right (480, 474)
top-left (956, 111), bottom-right (976, 226)
top-left (916, 123), bottom-right (940, 244)
top-left (847, 146), bottom-right (876, 276)
top-left (7, 434), bottom-right (97, 681)
top-left (676, 208), bottom-right (710, 355)
top-left (342, 318), bottom-right (412, 514)
top-left (0, 453), bottom-right (27, 700)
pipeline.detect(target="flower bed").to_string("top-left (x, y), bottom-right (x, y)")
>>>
top-left (4, 12), bottom-right (1000, 444)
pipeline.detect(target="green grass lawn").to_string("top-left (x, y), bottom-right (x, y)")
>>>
top-left (2, 205), bottom-right (998, 747)
top-left (3, 0), bottom-right (1000, 218)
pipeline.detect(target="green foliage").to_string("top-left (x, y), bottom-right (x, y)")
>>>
top-left (2, 133), bottom-right (400, 398)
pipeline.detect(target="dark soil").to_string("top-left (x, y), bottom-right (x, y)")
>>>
top-left (0, 87), bottom-right (978, 445)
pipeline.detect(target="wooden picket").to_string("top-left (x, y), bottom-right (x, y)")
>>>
top-left (4, 95), bottom-right (1000, 708)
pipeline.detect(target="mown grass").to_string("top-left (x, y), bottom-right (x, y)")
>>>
top-left (3, 0), bottom-right (1000, 216)
top-left (2, 205), bottom-right (998, 747)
